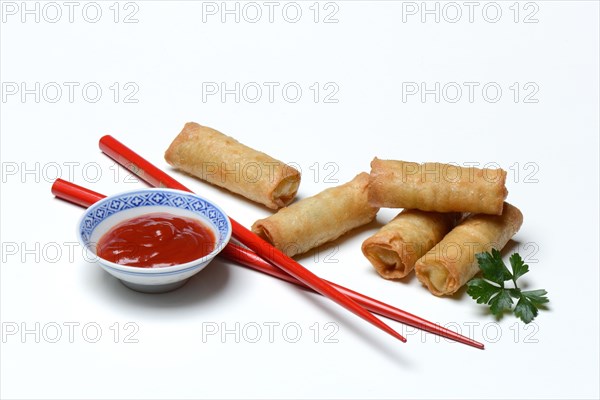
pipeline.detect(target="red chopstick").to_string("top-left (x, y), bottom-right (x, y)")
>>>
top-left (98, 135), bottom-right (406, 343)
top-left (52, 178), bottom-right (484, 349)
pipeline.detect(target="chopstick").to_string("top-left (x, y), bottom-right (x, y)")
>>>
top-left (52, 178), bottom-right (484, 349)
top-left (97, 135), bottom-right (406, 343)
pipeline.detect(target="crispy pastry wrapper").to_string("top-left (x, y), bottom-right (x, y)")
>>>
top-left (362, 210), bottom-right (462, 279)
top-left (368, 158), bottom-right (508, 215)
top-left (165, 122), bottom-right (300, 209)
top-left (252, 173), bottom-right (379, 257)
top-left (415, 202), bottom-right (523, 296)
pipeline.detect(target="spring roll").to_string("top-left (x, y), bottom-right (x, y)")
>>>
top-left (368, 158), bottom-right (508, 215)
top-left (362, 210), bottom-right (462, 279)
top-left (415, 202), bottom-right (523, 296)
top-left (252, 173), bottom-right (379, 257)
top-left (165, 122), bottom-right (301, 209)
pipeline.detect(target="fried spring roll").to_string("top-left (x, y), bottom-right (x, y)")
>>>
top-left (415, 202), bottom-right (523, 296)
top-left (252, 173), bottom-right (379, 257)
top-left (165, 122), bottom-right (301, 209)
top-left (362, 210), bottom-right (462, 279)
top-left (368, 158), bottom-right (508, 215)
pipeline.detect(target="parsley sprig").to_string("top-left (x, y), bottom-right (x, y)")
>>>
top-left (466, 249), bottom-right (549, 323)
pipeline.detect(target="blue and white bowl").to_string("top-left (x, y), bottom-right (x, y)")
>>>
top-left (77, 188), bottom-right (232, 293)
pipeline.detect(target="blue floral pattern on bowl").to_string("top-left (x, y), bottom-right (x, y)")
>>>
top-left (80, 190), bottom-right (230, 243)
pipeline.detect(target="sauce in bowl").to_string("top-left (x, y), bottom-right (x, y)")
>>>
top-left (97, 212), bottom-right (216, 268)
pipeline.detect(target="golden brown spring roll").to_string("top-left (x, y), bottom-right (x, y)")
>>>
top-left (362, 210), bottom-right (462, 279)
top-left (252, 173), bottom-right (379, 257)
top-left (415, 202), bottom-right (523, 296)
top-left (368, 158), bottom-right (508, 215)
top-left (165, 122), bottom-right (300, 209)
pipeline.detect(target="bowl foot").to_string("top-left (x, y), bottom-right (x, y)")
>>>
top-left (120, 278), bottom-right (190, 294)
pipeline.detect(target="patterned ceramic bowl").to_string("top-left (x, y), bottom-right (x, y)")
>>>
top-left (77, 188), bottom-right (232, 293)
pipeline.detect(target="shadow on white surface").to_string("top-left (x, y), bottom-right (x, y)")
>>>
top-left (79, 257), bottom-right (231, 309)
top-left (290, 282), bottom-right (416, 368)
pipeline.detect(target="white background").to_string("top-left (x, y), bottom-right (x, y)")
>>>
top-left (1, 1), bottom-right (599, 399)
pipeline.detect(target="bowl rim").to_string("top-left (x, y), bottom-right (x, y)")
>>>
top-left (76, 188), bottom-right (232, 274)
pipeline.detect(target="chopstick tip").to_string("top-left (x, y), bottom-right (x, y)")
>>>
top-left (392, 331), bottom-right (407, 343)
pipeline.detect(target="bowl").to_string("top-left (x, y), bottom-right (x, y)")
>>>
top-left (77, 188), bottom-right (232, 293)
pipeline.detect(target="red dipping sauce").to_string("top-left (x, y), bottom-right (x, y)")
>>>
top-left (97, 212), bottom-right (216, 268)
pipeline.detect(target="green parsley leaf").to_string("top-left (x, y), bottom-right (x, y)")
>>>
top-left (489, 290), bottom-right (514, 317)
top-left (467, 250), bottom-right (549, 324)
top-left (514, 296), bottom-right (538, 324)
top-left (475, 249), bottom-right (512, 285)
top-left (521, 289), bottom-right (549, 305)
top-left (466, 278), bottom-right (502, 304)
top-left (509, 253), bottom-right (529, 282)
